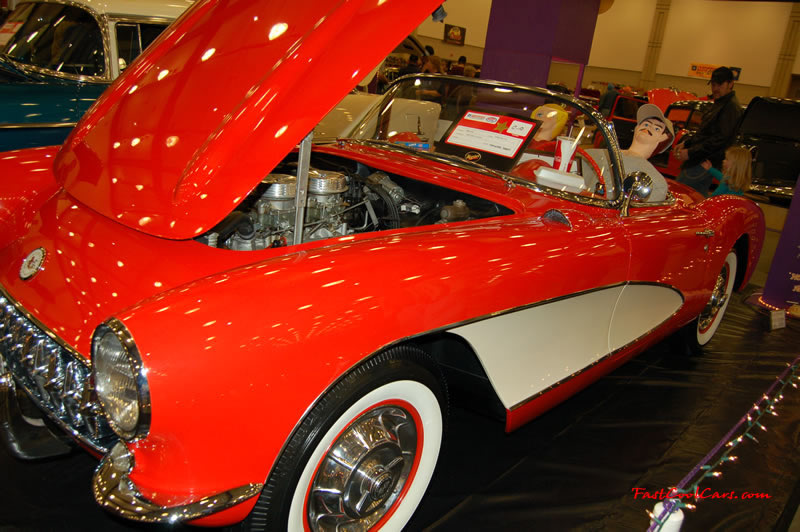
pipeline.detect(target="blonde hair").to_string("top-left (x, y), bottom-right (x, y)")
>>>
top-left (724, 146), bottom-right (752, 192)
top-left (531, 104), bottom-right (568, 140)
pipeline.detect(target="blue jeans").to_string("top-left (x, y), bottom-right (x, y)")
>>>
top-left (676, 164), bottom-right (712, 197)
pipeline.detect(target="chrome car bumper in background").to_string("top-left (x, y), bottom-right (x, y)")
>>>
top-left (0, 293), bottom-right (115, 457)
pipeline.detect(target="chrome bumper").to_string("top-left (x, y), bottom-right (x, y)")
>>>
top-left (749, 183), bottom-right (794, 199)
top-left (0, 371), bottom-right (72, 459)
top-left (93, 443), bottom-right (263, 523)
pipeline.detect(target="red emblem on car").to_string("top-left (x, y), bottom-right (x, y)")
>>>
top-left (19, 248), bottom-right (46, 280)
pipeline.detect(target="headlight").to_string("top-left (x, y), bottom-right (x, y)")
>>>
top-left (92, 319), bottom-right (150, 441)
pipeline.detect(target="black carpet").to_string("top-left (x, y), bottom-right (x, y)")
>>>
top-left (2, 286), bottom-right (799, 531)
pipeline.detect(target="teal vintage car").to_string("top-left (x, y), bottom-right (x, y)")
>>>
top-left (0, 0), bottom-right (193, 152)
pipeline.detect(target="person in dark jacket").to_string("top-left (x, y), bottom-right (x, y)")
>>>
top-left (674, 66), bottom-right (742, 197)
top-left (598, 83), bottom-right (618, 117)
top-left (399, 54), bottom-right (421, 76)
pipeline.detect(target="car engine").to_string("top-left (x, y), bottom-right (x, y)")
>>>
top-left (197, 160), bottom-right (510, 251)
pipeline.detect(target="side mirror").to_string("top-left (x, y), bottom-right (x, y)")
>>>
top-left (621, 171), bottom-right (654, 216)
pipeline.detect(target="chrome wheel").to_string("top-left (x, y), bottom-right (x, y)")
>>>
top-left (308, 404), bottom-right (419, 530)
top-left (286, 377), bottom-right (443, 532)
top-left (696, 251), bottom-right (737, 345)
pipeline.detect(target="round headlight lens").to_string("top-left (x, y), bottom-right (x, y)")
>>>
top-left (92, 322), bottom-right (149, 440)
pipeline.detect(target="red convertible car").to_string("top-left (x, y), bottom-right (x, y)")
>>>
top-left (0, 0), bottom-right (765, 530)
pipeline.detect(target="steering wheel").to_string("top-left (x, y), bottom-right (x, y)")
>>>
top-left (536, 140), bottom-right (606, 193)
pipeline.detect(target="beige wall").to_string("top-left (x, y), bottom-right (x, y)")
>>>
top-left (411, 0), bottom-right (800, 102)
top-left (586, 0), bottom-right (796, 102)
top-left (415, 0), bottom-right (491, 66)
top-left (588, 0), bottom-right (656, 71)
top-left (657, 0), bottom-right (792, 86)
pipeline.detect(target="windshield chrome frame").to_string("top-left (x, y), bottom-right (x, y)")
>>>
top-left (2, 0), bottom-right (112, 82)
top-left (348, 74), bottom-right (629, 210)
top-left (2, 0), bottom-right (174, 84)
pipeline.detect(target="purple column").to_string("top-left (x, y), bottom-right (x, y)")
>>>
top-left (481, 0), bottom-right (600, 89)
top-left (761, 182), bottom-right (800, 311)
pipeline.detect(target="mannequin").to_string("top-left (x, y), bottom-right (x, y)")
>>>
top-left (619, 103), bottom-right (674, 202)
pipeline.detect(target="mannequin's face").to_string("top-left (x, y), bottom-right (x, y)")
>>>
top-left (533, 108), bottom-right (561, 140)
top-left (632, 118), bottom-right (668, 155)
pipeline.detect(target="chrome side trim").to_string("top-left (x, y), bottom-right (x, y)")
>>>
top-left (93, 453), bottom-right (263, 523)
top-left (107, 15), bottom-right (175, 25)
top-left (0, 122), bottom-right (77, 129)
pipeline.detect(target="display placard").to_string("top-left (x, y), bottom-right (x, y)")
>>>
top-left (438, 110), bottom-right (540, 172)
top-left (770, 310), bottom-right (786, 330)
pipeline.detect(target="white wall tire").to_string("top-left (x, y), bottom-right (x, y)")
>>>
top-left (287, 380), bottom-right (442, 531)
top-left (237, 347), bottom-right (446, 531)
top-left (696, 250), bottom-right (737, 346)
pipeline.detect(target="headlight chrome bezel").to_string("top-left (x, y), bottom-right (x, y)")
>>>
top-left (92, 318), bottom-right (151, 441)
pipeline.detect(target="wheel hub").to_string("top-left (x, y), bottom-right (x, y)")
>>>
top-left (699, 263), bottom-right (729, 332)
top-left (342, 444), bottom-right (405, 518)
top-left (307, 405), bottom-right (417, 531)
top-left (366, 466), bottom-right (395, 502)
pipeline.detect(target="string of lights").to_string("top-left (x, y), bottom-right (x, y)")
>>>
top-left (647, 353), bottom-right (800, 532)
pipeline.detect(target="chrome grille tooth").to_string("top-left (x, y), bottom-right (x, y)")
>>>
top-left (62, 361), bottom-right (84, 425)
top-left (0, 296), bottom-right (114, 453)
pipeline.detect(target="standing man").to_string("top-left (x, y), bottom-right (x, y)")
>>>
top-left (674, 66), bottom-right (742, 197)
top-left (449, 55), bottom-right (467, 76)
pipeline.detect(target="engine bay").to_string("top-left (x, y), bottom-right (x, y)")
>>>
top-left (197, 152), bottom-right (513, 251)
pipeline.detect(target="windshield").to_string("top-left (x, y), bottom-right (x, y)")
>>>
top-left (740, 99), bottom-right (800, 142)
top-left (338, 75), bottom-right (624, 202)
top-left (0, 2), bottom-right (105, 77)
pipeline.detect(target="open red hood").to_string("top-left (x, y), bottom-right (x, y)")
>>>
top-left (53, 0), bottom-right (442, 239)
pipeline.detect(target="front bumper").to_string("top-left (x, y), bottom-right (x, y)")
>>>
top-left (93, 442), bottom-right (263, 523)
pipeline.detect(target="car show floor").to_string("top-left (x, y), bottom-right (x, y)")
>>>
top-left (2, 233), bottom-right (799, 532)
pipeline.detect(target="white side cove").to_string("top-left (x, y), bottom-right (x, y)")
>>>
top-left (449, 284), bottom-right (683, 409)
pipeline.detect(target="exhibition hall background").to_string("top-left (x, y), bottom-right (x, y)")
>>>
top-left (413, 0), bottom-right (800, 104)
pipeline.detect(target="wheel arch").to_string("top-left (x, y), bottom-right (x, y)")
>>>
top-left (413, 331), bottom-right (506, 421)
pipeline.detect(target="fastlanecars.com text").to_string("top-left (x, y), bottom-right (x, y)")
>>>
top-left (632, 487), bottom-right (772, 500)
